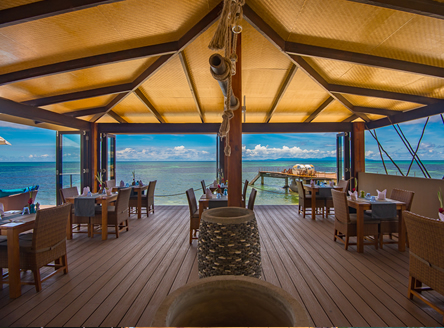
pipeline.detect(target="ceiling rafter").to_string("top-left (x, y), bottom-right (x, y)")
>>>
top-left (21, 84), bottom-right (133, 107)
top-left (345, 0), bottom-right (444, 20)
top-left (98, 122), bottom-right (353, 134)
top-left (0, 97), bottom-right (90, 130)
top-left (304, 96), bottom-right (334, 123)
top-left (0, 0), bottom-right (124, 28)
top-left (134, 89), bottom-right (165, 123)
top-left (179, 51), bottom-right (204, 123)
top-left (328, 84), bottom-right (441, 105)
top-left (342, 114), bottom-right (359, 122)
top-left (289, 54), bottom-right (370, 122)
top-left (65, 106), bottom-right (108, 118)
top-left (107, 110), bottom-right (128, 123)
top-left (353, 106), bottom-right (399, 116)
top-left (264, 64), bottom-right (298, 123)
top-left (0, 42), bottom-right (178, 86)
top-left (285, 41), bottom-right (444, 79)
top-left (91, 93), bottom-right (128, 122)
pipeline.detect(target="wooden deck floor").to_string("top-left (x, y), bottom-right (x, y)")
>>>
top-left (0, 205), bottom-right (443, 327)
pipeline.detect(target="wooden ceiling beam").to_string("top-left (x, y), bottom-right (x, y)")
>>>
top-left (366, 103), bottom-right (444, 129)
top-left (264, 64), bottom-right (298, 123)
top-left (289, 55), bottom-right (370, 122)
top-left (304, 96), bottom-right (334, 123)
top-left (328, 84), bottom-right (441, 105)
top-left (342, 114), bottom-right (359, 122)
top-left (90, 93), bottom-right (129, 122)
top-left (0, 97), bottom-right (90, 130)
top-left (179, 51), bottom-right (204, 123)
top-left (346, 0), bottom-right (444, 20)
top-left (285, 41), bottom-right (444, 79)
top-left (0, 0), bottom-right (124, 28)
top-left (134, 89), bottom-right (165, 123)
top-left (0, 42), bottom-right (178, 86)
top-left (65, 106), bottom-right (108, 118)
top-left (98, 122), bottom-right (353, 134)
top-left (21, 83), bottom-right (133, 107)
top-left (107, 110), bottom-right (128, 123)
top-left (353, 106), bottom-right (400, 116)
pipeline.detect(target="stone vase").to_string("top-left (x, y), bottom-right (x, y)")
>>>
top-left (151, 275), bottom-right (312, 327)
top-left (198, 207), bottom-right (261, 278)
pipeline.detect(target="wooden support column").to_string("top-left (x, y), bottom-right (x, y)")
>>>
top-left (227, 33), bottom-right (242, 207)
top-left (91, 123), bottom-right (99, 192)
top-left (351, 122), bottom-right (365, 185)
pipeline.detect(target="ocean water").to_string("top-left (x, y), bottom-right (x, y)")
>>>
top-left (0, 160), bottom-right (442, 206)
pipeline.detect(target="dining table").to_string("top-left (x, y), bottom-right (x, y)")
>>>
top-left (65, 193), bottom-right (118, 241)
top-left (113, 185), bottom-right (148, 219)
top-left (198, 194), bottom-right (228, 222)
top-left (347, 197), bottom-right (406, 253)
top-left (303, 184), bottom-right (342, 220)
top-left (0, 210), bottom-right (37, 298)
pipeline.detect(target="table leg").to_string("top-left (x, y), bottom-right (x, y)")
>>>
top-left (102, 199), bottom-right (108, 241)
top-left (7, 229), bottom-right (21, 298)
top-left (398, 207), bottom-right (406, 252)
top-left (199, 203), bottom-right (204, 222)
top-left (311, 191), bottom-right (316, 220)
top-left (356, 207), bottom-right (364, 253)
top-left (137, 190), bottom-right (142, 219)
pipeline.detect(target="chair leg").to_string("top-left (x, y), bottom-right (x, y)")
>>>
top-left (379, 233), bottom-right (384, 249)
top-left (189, 229), bottom-right (193, 244)
top-left (302, 207), bottom-right (306, 218)
top-left (62, 254), bottom-right (69, 274)
top-left (33, 269), bottom-right (42, 292)
top-left (344, 235), bottom-right (349, 250)
top-left (0, 268), bottom-right (3, 289)
top-left (374, 235), bottom-right (378, 250)
top-left (115, 224), bottom-right (119, 238)
top-left (333, 229), bottom-right (337, 242)
top-left (126, 219), bottom-right (129, 231)
top-left (408, 276), bottom-right (416, 299)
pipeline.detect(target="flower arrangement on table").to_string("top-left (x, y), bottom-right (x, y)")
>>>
top-left (28, 190), bottom-right (36, 213)
top-left (96, 172), bottom-right (104, 192)
top-left (438, 188), bottom-right (444, 221)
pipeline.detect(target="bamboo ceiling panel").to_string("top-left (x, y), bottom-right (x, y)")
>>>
top-left (271, 69), bottom-right (330, 116)
top-left (366, 113), bottom-right (387, 121)
top-left (139, 55), bottom-right (198, 121)
top-left (306, 57), bottom-right (444, 99)
top-left (0, 0), bottom-right (219, 74)
top-left (3, 57), bottom-right (157, 103)
top-left (312, 100), bottom-right (352, 123)
top-left (41, 95), bottom-right (114, 114)
top-left (112, 92), bottom-right (159, 123)
top-left (0, 0), bottom-right (41, 10)
top-left (243, 98), bottom-right (274, 123)
top-left (182, 23), bottom-right (225, 105)
top-left (341, 94), bottom-right (422, 112)
top-left (0, 85), bottom-right (33, 103)
top-left (96, 113), bottom-right (119, 123)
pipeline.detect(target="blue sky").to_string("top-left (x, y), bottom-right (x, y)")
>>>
top-left (0, 114), bottom-right (443, 162)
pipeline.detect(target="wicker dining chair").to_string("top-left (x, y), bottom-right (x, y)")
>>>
top-left (91, 187), bottom-right (131, 238)
top-left (404, 211), bottom-right (444, 324)
top-left (297, 180), bottom-right (324, 218)
top-left (247, 188), bottom-right (258, 210)
top-left (186, 188), bottom-right (199, 244)
top-left (128, 180), bottom-right (157, 217)
top-left (0, 204), bottom-right (72, 292)
top-left (60, 186), bottom-right (91, 236)
top-left (241, 179), bottom-right (249, 207)
top-left (379, 188), bottom-right (414, 248)
top-left (325, 179), bottom-right (350, 216)
top-left (331, 189), bottom-right (379, 250)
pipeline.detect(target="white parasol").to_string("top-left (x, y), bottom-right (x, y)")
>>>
top-left (0, 136), bottom-right (11, 145)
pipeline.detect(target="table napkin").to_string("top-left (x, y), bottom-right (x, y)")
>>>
top-left (82, 186), bottom-right (90, 196)
top-left (348, 190), bottom-right (358, 200)
top-left (377, 189), bottom-right (387, 200)
top-left (205, 188), bottom-right (213, 199)
top-left (120, 180), bottom-right (125, 187)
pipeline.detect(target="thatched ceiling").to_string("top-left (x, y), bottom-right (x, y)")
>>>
top-left (1, 0), bottom-right (444, 132)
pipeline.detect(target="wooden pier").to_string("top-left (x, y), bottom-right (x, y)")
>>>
top-left (251, 171), bottom-right (337, 188)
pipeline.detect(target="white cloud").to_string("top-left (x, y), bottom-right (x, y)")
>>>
top-left (242, 144), bottom-right (335, 160)
top-left (116, 146), bottom-right (213, 161)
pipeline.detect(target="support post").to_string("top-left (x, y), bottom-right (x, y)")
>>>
top-left (261, 175), bottom-right (264, 185)
top-left (227, 33), bottom-right (242, 207)
top-left (351, 122), bottom-right (365, 185)
top-left (91, 123), bottom-right (99, 192)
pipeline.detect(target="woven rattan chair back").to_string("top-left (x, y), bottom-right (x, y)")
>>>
top-left (105, 179), bottom-right (116, 189)
top-left (201, 180), bottom-right (206, 194)
top-left (147, 180), bottom-right (156, 203)
top-left (60, 186), bottom-right (79, 203)
top-left (115, 187), bottom-right (131, 218)
top-left (248, 188), bottom-right (257, 210)
top-left (390, 189), bottom-right (414, 211)
top-left (186, 188), bottom-right (198, 217)
top-left (331, 189), bottom-right (350, 224)
top-left (32, 203), bottom-right (72, 253)
top-left (243, 180), bottom-right (249, 200)
top-left (337, 179), bottom-right (350, 192)
top-left (404, 211), bottom-right (444, 322)
top-left (296, 180), bottom-right (305, 198)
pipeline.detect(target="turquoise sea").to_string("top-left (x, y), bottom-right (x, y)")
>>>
top-left (0, 160), bottom-right (442, 206)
